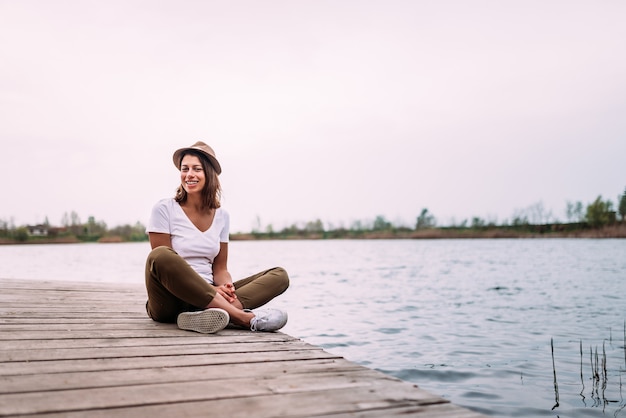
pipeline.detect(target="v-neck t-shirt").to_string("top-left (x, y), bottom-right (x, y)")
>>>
top-left (146, 198), bottom-right (230, 284)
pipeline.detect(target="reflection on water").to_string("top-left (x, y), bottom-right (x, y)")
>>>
top-left (561, 335), bottom-right (626, 415)
top-left (1, 239), bottom-right (625, 417)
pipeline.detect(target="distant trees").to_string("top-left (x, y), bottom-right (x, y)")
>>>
top-left (566, 201), bottom-right (585, 223)
top-left (85, 216), bottom-right (107, 237)
top-left (445, 193), bottom-right (621, 231)
top-left (565, 196), bottom-right (619, 227)
top-left (415, 208), bottom-right (436, 229)
top-left (0, 212), bottom-right (147, 243)
top-left (585, 196), bottom-right (616, 227)
top-left (507, 201), bottom-right (554, 226)
top-left (373, 215), bottom-right (392, 231)
top-left (14, 227), bottom-right (29, 242)
top-left (61, 211), bottom-right (86, 236)
top-left (245, 191), bottom-right (624, 239)
top-left (305, 219), bottom-right (324, 233)
top-left (107, 222), bottom-right (148, 241)
top-left (0, 219), bottom-right (9, 238)
top-left (471, 217), bottom-right (486, 228)
top-left (619, 188), bottom-right (626, 222)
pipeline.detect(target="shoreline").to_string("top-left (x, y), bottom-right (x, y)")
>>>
top-left (1, 224), bottom-right (624, 245)
top-left (231, 223), bottom-right (626, 240)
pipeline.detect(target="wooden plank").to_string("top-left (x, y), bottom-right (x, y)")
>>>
top-left (0, 328), bottom-right (304, 341)
top-left (0, 339), bottom-right (320, 362)
top-left (0, 293), bottom-right (144, 301)
top-left (0, 317), bottom-right (158, 324)
top-left (0, 313), bottom-right (150, 320)
top-left (0, 358), bottom-right (363, 394)
top-left (0, 278), bottom-right (487, 417)
top-left (5, 386), bottom-right (478, 418)
top-left (0, 349), bottom-right (342, 376)
top-left (0, 278), bottom-right (144, 291)
top-left (0, 333), bottom-right (296, 350)
top-left (0, 372), bottom-right (444, 416)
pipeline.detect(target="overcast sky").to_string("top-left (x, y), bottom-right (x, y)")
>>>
top-left (1, 0), bottom-right (624, 233)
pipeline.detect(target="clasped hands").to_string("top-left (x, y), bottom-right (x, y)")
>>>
top-left (215, 282), bottom-right (237, 304)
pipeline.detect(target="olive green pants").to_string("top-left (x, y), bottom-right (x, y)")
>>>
top-left (145, 246), bottom-right (289, 323)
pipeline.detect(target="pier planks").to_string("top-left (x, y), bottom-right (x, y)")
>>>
top-left (0, 278), bottom-right (485, 417)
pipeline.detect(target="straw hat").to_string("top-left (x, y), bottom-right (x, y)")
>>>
top-left (172, 141), bottom-right (222, 175)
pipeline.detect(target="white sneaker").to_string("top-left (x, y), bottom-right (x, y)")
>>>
top-left (177, 308), bottom-right (230, 334)
top-left (248, 308), bottom-right (288, 332)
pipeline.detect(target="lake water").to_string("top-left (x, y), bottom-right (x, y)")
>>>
top-left (1, 239), bottom-right (625, 417)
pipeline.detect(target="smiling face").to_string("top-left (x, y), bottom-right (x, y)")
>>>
top-left (175, 150), bottom-right (222, 209)
top-left (180, 154), bottom-right (205, 195)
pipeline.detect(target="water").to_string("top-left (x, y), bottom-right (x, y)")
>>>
top-left (1, 239), bottom-right (625, 417)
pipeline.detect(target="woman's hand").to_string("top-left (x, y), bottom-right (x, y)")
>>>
top-left (215, 283), bottom-right (237, 304)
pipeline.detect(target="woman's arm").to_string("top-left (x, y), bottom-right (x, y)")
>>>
top-left (148, 232), bottom-right (172, 250)
top-left (212, 242), bottom-right (232, 285)
top-left (212, 242), bottom-right (240, 306)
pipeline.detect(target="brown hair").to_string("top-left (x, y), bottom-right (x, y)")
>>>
top-left (175, 150), bottom-right (222, 209)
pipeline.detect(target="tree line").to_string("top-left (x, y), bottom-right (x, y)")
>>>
top-left (0, 211), bottom-right (147, 243)
top-left (1, 188), bottom-right (625, 243)
top-left (246, 190), bottom-right (626, 239)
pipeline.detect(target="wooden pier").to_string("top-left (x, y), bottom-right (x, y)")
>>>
top-left (0, 278), bottom-right (485, 417)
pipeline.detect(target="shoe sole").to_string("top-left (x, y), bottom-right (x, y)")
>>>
top-left (177, 309), bottom-right (230, 334)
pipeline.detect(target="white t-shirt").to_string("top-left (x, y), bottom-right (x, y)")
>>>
top-left (146, 198), bottom-right (229, 284)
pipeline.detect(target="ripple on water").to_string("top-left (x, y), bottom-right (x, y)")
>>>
top-left (375, 327), bottom-right (404, 334)
top-left (461, 390), bottom-right (501, 400)
top-left (392, 367), bottom-right (477, 383)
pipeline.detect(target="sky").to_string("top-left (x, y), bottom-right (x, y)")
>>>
top-left (1, 0), bottom-right (625, 233)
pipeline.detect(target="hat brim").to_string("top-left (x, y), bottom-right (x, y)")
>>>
top-left (173, 147), bottom-right (222, 175)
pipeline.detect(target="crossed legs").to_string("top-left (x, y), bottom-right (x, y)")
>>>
top-left (145, 246), bottom-right (289, 327)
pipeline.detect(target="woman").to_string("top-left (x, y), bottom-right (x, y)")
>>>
top-left (145, 141), bottom-right (289, 333)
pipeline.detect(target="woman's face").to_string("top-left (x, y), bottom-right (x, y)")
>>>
top-left (180, 154), bottom-right (205, 195)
